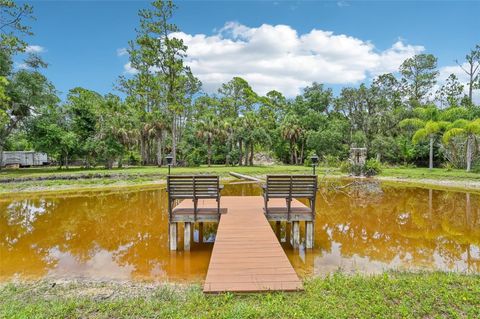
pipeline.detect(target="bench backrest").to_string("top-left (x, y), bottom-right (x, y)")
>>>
top-left (264, 175), bottom-right (317, 199)
top-left (167, 175), bottom-right (220, 199)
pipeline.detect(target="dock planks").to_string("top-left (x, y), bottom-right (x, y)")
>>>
top-left (202, 196), bottom-right (304, 293)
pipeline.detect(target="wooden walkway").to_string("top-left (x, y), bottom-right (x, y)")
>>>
top-left (202, 196), bottom-right (304, 293)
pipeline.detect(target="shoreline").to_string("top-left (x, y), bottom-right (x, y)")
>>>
top-left (3, 173), bottom-right (480, 196)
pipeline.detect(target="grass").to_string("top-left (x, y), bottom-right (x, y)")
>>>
top-left (3, 164), bottom-right (480, 194)
top-left (1, 272), bottom-right (479, 319)
top-left (381, 167), bottom-right (480, 181)
top-left (0, 165), bottom-right (336, 194)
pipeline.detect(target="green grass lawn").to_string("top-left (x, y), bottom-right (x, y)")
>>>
top-left (0, 164), bottom-right (319, 179)
top-left (1, 272), bottom-right (478, 319)
top-left (381, 167), bottom-right (480, 181)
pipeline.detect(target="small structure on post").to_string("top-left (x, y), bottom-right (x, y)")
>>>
top-left (349, 147), bottom-right (367, 176)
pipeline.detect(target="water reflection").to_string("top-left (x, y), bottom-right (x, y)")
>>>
top-left (1, 181), bottom-right (479, 282)
top-left (286, 183), bottom-right (480, 276)
top-left (0, 190), bottom-right (216, 282)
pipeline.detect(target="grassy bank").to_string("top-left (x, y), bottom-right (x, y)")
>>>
top-left (0, 165), bottom-right (330, 194)
top-left (3, 165), bottom-right (480, 194)
top-left (1, 272), bottom-right (479, 318)
top-left (381, 167), bottom-right (480, 181)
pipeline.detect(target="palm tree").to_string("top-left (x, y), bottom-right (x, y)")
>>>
top-left (443, 119), bottom-right (480, 172)
top-left (281, 115), bottom-right (302, 164)
top-left (400, 119), bottom-right (449, 169)
top-left (196, 115), bottom-right (220, 167)
top-left (222, 119), bottom-right (235, 166)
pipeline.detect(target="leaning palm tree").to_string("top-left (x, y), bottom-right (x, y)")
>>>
top-left (400, 118), bottom-right (449, 169)
top-left (443, 119), bottom-right (480, 172)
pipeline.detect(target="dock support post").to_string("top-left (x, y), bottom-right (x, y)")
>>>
top-left (169, 222), bottom-right (177, 251)
top-left (292, 221), bottom-right (300, 249)
top-left (275, 221), bottom-right (281, 238)
top-left (184, 222), bottom-right (191, 251)
top-left (306, 222), bottom-right (314, 249)
top-left (286, 222), bottom-right (291, 244)
top-left (199, 222), bottom-right (204, 243)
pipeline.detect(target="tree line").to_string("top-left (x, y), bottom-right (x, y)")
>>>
top-left (1, 0), bottom-right (480, 170)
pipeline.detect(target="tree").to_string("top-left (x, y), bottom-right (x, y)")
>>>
top-left (196, 114), bottom-right (221, 166)
top-left (400, 54), bottom-right (438, 105)
top-left (436, 74), bottom-right (464, 107)
top-left (400, 118), bottom-right (449, 169)
top-left (65, 87), bottom-right (103, 167)
top-left (121, 0), bottom-right (200, 166)
top-left (0, 1), bottom-right (53, 168)
top-left (443, 119), bottom-right (480, 172)
top-left (281, 114), bottom-right (302, 164)
top-left (28, 105), bottom-right (77, 168)
top-left (456, 44), bottom-right (480, 104)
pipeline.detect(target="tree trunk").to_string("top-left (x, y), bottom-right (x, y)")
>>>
top-left (244, 142), bottom-right (249, 166)
top-left (249, 142), bottom-right (254, 166)
top-left (105, 158), bottom-right (114, 169)
top-left (290, 142), bottom-right (294, 164)
top-left (238, 139), bottom-right (243, 166)
top-left (429, 135), bottom-right (434, 170)
top-left (468, 63), bottom-right (473, 103)
top-left (226, 137), bottom-right (232, 166)
top-left (466, 135), bottom-right (473, 172)
top-left (140, 136), bottom-right (146, 165)
top-left (172, 114), bottom-right (177, 166)
top-left (0, 144), bottom-right (3, 170)
top-left (156, 134), bottom-right (163, 167)
top-left (207, 139), bottom-right (212, 167)
top-left (299, 140), bottom-right (304, 165)
top-left (65, 154), bottom-right (69, 169)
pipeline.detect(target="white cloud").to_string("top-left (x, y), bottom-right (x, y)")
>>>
top-left (123, 62), bottom-right (138, 75)
top-left (117, 47), bottom-right (128, 57)
top-left (169, 22), bottom-right (424, 96)
top-left (25, 45), bottom-right (45, 53)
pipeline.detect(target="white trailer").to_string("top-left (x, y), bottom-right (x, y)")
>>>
top-left (1, 151), bottom-right (49, 167)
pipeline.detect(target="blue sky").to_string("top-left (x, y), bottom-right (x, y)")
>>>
top-left (19, 1), bottom-right (480, 99)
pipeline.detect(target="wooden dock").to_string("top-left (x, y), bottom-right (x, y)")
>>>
top-left (202, 196), bottom-right (304, 293)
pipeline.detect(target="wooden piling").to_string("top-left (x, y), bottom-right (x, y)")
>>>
top-left (169, 222), bottom-right (177, 251)
top-left (306, 221), bottom-right (314, 249)
top-left (184, 222), bottom-right (191, 251)
top-left (292, 221), bottom-right (300, 249)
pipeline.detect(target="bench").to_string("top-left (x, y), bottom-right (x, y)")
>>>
top-left (167, 175), bottom-right (224, 222)
top-left (262, 175), bottom-right (317, 221)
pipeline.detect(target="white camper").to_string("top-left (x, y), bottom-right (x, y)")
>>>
top-left (1, 151), bottom-right (49, 167)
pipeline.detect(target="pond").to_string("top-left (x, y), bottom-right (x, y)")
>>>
top-left (1, 181), bottom-right (479, 282)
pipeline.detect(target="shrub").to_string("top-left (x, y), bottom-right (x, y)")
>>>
top-left (339, 160), bottom-right (352, 173)
top-left (323, 155), bottom-right (340, 167)
top-left (185, 149), bottom-right (203, 167)
top-left (340, 159), bottom-right (382, 176)
top-left (364, 159), bottom-right (382, 176)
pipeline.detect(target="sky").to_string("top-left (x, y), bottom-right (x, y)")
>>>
top-left (17, 0), bottom-right (480, 100)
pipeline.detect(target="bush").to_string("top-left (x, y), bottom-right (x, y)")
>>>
top-left (127, 151), bottom-right (141, 165)
top-left (365, 159), bottom-right (382, 176)
top-left (323, 155), bottom-right (340, 167)
top-left (185, 149), bottom-right (203, 167)
top-left (340, 159), bottom-right (382, 176)
top-left (339, 160), bottom-right (352, 173)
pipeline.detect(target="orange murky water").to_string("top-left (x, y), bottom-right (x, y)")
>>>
top-left (1, 181), bottom-right (479, 282)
